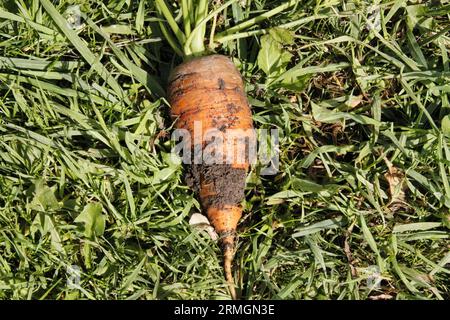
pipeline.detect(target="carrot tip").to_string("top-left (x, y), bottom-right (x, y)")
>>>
top-left (221, 233), bottom-right (238, 300)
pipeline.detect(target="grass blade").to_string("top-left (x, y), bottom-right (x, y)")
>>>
top-left (39, 0), bottom-right (127, 102)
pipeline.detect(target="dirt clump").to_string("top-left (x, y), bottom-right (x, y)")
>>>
top-left (185, 164), bottom-right (247, 208)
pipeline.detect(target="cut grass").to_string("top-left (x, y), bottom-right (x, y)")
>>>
top-left (0, 0), bottom-right (449, 300)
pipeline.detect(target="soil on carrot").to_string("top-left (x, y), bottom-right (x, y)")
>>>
top-left (185, 164), bottom-right (246, 208)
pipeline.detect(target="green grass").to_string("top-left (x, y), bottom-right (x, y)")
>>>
top-left (0, 0), bottom-right (449, 300)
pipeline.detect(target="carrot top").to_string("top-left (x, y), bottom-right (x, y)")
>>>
top-left (155, 0), bottom-right (299, 59)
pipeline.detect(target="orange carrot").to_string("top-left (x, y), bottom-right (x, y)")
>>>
top-left (168, 54), bottom-right (254, 299)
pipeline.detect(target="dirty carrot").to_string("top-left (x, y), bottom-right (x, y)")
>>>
top-left (168, 55), bottom-right (254, 299)
top-left (155, 0), bottom-right (297, 299)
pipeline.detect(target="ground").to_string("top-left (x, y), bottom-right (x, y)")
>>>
top-left (0, 0), bottom-right (449, 299)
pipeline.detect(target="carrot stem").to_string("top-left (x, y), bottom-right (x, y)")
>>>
top-left (215, 15), bottom-right (329, 43)
top-left (155, 0), bottom-right (186, 45)
top-left (181, 0), bottom-right (191, 37)
top-left (190, 0), bottom-right (208, 55)
top-left (215, 0), bottom-right (298, 39)
top-left (208, 14), bottom-right (218, 51)
top-left (157, 18), bottom-right (184, 57)
top-left (184, 0), bottom-right (238, 56)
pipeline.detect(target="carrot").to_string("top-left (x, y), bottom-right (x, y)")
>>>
top-left (155, 0), bottom-right (297, 299)
top-left (168, 54), bottom-right (253, 299)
